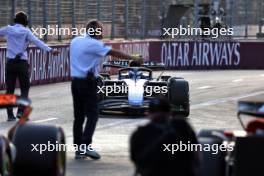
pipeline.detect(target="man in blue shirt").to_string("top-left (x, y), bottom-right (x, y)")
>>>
top-left (0, 11), bottom-right (59, 121)
top-left (70, 20), bottom-right (142, 159)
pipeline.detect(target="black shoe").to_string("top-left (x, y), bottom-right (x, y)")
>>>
top-left (84, 148), bottom-right (101, 160)
top-left (75, 151), bottom-right (86, 160)
top-left (7, 115), bottom-right (16, 122)
top-left (16, 112), bottom-right (23, 119)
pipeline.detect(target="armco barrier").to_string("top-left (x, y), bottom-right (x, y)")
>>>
top-left (0, 40), bottom-right (264, 90)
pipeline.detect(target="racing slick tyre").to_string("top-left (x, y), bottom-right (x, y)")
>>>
top-left (168, 77), bottom-right (190, 117)
top-left (0, 136), bottom-right (12, 176)
top-left (97, 76), bottom-right (105, 103)
top-left (12, 124), bottom-right (66, 176)
top-left (197, 129), bottom-right (226, 176)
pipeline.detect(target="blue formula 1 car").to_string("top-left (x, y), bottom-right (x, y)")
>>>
top-left (97, 60), bottom-right (190, 117)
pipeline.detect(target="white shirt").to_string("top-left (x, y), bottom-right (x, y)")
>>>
top-left (0, 24), bottom-right (52, 60)
top-left (70, 35), bottom-right (111, 78)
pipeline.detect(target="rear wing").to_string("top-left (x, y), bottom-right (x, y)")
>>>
top-left (102, 60), bottom-right (129, 69)
top-left (0, 94), bottom-right (31, 109)
top-left (102, 60), bottom-right (165, 70)
top-left (142, 61), bottom-right (166, 70)
top-left (238, 100), bottom-right (264, 118)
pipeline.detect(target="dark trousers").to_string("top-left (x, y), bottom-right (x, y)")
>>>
top-left (5, 59), bottom-right (30, 116)
top-left (71, 77), bottom-right (98, 148)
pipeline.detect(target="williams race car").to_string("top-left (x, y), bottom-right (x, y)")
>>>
top-left (198, 97), bottom-right (264, 176)
top-left (0, 94), bottom-right (66, 176)
top-left (98, 60), bottom-right (190, 117)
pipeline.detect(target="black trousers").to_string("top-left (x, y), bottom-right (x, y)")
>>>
top-left (71, 77), bottom-right (99, 148)
top-left (5, 59), bottom-right (30, 116)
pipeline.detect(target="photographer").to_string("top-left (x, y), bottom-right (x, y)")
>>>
top-left (0, 11), bottom-right (59, 121)
top-left (70, 19), bottom-right (142, 159)
top-left (130, 97), bottom-right (200, 176)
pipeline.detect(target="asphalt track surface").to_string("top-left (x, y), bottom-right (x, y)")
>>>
top-left (0, 70), bottom-right (264, 176)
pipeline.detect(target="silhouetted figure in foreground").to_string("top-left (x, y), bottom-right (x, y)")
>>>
top-left (130, 97), bottom-right (200, 176)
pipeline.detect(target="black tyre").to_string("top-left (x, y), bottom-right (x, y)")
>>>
top-left (97, 77), bottom-right (105, 103)
top-left (12, 124), bottom-right (66, 176)
top-left (160, 75), bottom-right (171, 81)
top-left (0, 136), bottom-right (12, 176)
top-left (197, 129), bottom-right (226, 176)
top-left (168, 77), bottom-right (190, 117)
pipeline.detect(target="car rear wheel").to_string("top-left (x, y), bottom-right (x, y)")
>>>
top-left (197, 129), bottom-right (226, 176)
top-left (12, 124), bottom-right (66, 176)
top-left (0, 136), bottom-right (12, 176)
top-left (97, 77), bottom-right (105, 103)
top-left (168, 77), bottom-right (190, 117)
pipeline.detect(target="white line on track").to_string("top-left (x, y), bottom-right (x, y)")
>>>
top-left (30, 91), bottom-right (264, 133)
top-left (97, 119), bottom-right (137, 130)
top-left (65, 119), bottom-right (148, 142)
top-left (191, 91), bottom-right (264, 110)
top-left (33, 118), bottom-right (58, 123)
top-left (65, 119), bottom-right (145, 137)
top-left (64, 91), bottom-right (264, 144)
top-left (232, 79), bottom-right (243, 83)
top-left (197, 86), bottom-right (212, 90)
top-left (58, 91), bottom-right (264, 142)
top-left (66, 91), bottom-right (264, 134)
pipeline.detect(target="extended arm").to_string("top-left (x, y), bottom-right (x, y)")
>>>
top-left (0, 27), bottom-right (8, 37)
top-left (27, 31), bottom-right (59, 55)
top-left (27, 31), bottom-right (52, 52)
top-left (107, 49), bottom-right (143, 62)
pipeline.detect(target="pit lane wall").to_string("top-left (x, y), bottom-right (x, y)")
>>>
top-left (0, 40), bottom-right (263, 89)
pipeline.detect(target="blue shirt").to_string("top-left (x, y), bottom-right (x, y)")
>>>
top-left (0, 24), bottom-right (52, 60)
top-left (70, 35), bottom-right (111, 78)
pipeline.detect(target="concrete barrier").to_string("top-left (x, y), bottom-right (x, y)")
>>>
top-left (0, 40), bottom-right (264, 90)
top-left (148, 41), bottom-right (264, 70)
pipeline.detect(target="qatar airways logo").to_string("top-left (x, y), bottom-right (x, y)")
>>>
top-left (161, 42), bottom-right (240, 67)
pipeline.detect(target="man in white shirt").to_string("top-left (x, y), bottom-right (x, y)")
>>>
top-left (70, 20), bottom-right (142, 159)
top-left (0, 11), bottom-right (59, 121)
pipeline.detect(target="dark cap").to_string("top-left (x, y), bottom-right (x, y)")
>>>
top-left (86, 19), bottom-right (103, 39)
top-left (14, 11), bottom-right (28, 26)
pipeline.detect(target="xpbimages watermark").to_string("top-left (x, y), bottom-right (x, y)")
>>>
top-left (97, 83), bottom-right (168, 96)
top-left (31, 141), bottom-right (100, 155)
top-left (163, 141), bottom-right (234, 155)
top-left (162, 25), bottom-right (234, 39)
top-left (31, 25), bottom-right (102, 38)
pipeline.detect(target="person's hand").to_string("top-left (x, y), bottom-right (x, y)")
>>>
top-left (51, 49), bottom-right (60, 56)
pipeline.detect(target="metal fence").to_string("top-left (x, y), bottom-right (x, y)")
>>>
top-left (192, 0), bottom-right (264, 39)
top-left (0, 0), bottom-right (171, 41)
top-left (0, 0), bottom-right (264, 41)
top-left (230, 0), bottom-right (264, 38)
